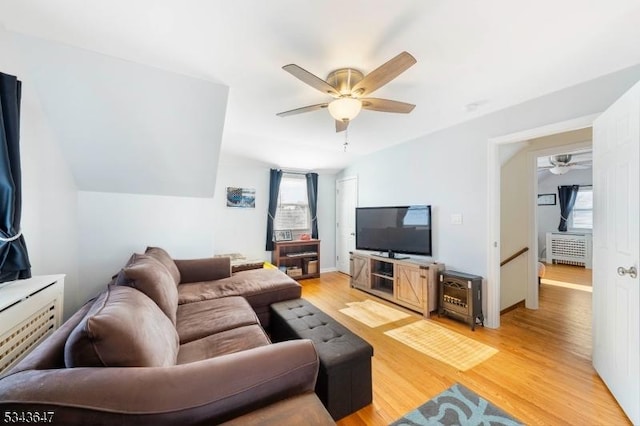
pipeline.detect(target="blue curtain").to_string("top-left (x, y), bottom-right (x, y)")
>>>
top-left (557, 185), bottom-right (580, 232)
top-left (0, 72), bottom-right (31, 283)
top-left (265, 169), bottom-right (283, 250)
top-left (305, 172), bottom-right (319, 239)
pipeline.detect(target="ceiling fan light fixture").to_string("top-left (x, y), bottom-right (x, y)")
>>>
top-left (549, 166), bottom-right (570, 175)
top-left (550, 154), bottom-right (572, 166)
top-left (328, 97), bottom-right (362, 122)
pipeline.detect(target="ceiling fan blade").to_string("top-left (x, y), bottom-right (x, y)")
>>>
top-left (276, 103), bottom-right (328, 117)
top-left (351, 51), bottom-right (416, 97)
top-left (361, 98), bottom-right (415, 113)
top-left (282, 64), bottom-right (340, 97)
top-left (569, 164), bottom-right (590, 169)
top-left (335, 119), bottom-right (349, 133)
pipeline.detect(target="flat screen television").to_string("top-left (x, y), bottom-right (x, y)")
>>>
top-left (355, 205), bottom-right (432, 258)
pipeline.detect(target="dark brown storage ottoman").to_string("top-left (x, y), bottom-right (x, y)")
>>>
top-left (270, 299), bottom-right (374, 421)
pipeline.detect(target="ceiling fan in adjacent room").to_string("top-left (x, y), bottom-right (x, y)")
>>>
top-left (541, 154), bottom-right (591, 175)
top-left (277, 51), bottom-right (417, 133)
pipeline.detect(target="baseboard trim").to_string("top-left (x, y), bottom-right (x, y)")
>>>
top-left (500, 300), bottom-right (525, 315)
top-left (320, 267), bottom-right (337, 273)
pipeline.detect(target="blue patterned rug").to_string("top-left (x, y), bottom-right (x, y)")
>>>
top-left (391, 383), bottom-right (523, 426)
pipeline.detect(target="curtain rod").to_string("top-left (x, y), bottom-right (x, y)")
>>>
top-left (273, 168), bottom-right (318, 176)
top-left (281, 170), bottom-right (311, 176)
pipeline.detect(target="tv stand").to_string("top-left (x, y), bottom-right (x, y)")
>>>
top-left (349, 251), bottom-right (444, 317)
top-left (372, 250), bottom-right (410, 260)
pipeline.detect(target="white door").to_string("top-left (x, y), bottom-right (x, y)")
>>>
top-left (336, 177), bottom-right (358, 274)
top-left (592, 80), bottom-right (640, 424)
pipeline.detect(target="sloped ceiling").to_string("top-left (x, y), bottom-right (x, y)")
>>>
top-left (2, 1), bottom-right (640, 180)
top-left (12, 32), bottom-right (228, 198)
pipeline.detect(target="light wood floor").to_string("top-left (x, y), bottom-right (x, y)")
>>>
top-left (542, 262), bottom-right (592, 287)
top-left (300, 272), bottom-right (629, 425)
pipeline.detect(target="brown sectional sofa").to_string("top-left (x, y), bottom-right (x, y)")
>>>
top-left (0, 247), bottom-right (335, 425)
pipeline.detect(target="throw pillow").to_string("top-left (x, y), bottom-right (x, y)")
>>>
top-left (145, 246), bottom-right (181, 285)
top-left (118, 253), bottom-right (179, 324)
top-left (64, 285), bottom-right (179, 368)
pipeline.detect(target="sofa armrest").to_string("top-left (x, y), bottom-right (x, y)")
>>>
top-left (174, 257), bottom-right (231, 284)
top-left (0, 340), bottom-right (319, 426)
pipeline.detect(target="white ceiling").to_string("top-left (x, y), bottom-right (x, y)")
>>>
top-left (2, 0), bottom-right (640, 172)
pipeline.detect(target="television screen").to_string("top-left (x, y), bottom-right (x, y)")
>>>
top-left (356, 205), bottom-right (432, 256)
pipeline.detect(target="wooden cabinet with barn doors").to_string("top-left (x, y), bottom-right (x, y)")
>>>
top-left (349, 253), bottom-right (370, 289)
top-left (349, 251), bottom-right (443, 317)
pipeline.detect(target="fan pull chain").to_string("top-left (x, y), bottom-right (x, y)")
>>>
top-left (343, 126), bottom-right (349, 152)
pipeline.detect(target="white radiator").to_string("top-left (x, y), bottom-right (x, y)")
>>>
top-left (0, 275), bottom-right (65, 374)
top-left (546, 232), bottom-right (592, 269)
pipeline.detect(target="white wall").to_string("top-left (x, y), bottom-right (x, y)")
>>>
top-left (339, 64), bottom-right (640, 315)
top-left (0, 26), bottom-right (80, 318)
top-left (77, 191), bottom-right (215, 306)
top-left (340, 126), bottom-right (487, 272)
top-left (316, 174), bottom-right (336, 271)
top-left (213, 154), bottom-right (336, 270)
top-left (500, 151), bottom-right (531, 310)
top-left (537, 168), bottom-right (592, 259)
top-left (212, 156), bottom-right (270, 259)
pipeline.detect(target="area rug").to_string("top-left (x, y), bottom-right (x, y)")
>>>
top-left (391, 383), bottom-right (523, 426)
top-left (384, 321), bottom-right (498, 371)
top-left (339, 299), bottom-right (411, 327)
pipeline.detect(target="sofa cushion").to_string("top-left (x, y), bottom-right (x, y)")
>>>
top-left (64, 285), bottom-right (179, 368)
top-left (176, 296), bottom-right (260, 344)
top-left (177, 268), bottom-right (301, 308)
top-left (145, 246), bottom-right (181, 285)
top-left (177, 325), bottom-right (270, 364)
top-left (118, 253), bottom-right (179, 324)
top-left (174, 257), bottom-right (231, 284)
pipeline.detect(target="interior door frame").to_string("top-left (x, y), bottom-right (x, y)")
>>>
top-left (486, 113), bottom-right (600, 328)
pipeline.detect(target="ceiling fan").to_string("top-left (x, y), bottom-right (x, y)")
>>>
top-left (542, 154), bottom-right (591, 175)
top-left (276, 51), bottom-right (417, 132)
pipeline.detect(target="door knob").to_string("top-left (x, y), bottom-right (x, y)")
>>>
top-left (350, 232), bottom-right (355, 236)
top-left (617, 266), bottom-right (638, 279)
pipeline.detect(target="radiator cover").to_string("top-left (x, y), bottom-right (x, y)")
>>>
top-left (546, 232), bottom-right (592, 269)
top-left (0, 275), bottom-right (65, 374)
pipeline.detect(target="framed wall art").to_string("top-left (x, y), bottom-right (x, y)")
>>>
top-left (226, 187), bottom-right (255, 208)
top-left (537, 193), bottom-right (556, 206)
top-left (274, 229), bottom-right (293, 241)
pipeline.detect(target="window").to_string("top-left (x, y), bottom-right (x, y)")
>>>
top-left (274, 174), bottom-right (310, 232)
top-left (570, 186), bottom-right (593, 230)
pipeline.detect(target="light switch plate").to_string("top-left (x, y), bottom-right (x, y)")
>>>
top-left (451, 213), bottom-right (463, 225)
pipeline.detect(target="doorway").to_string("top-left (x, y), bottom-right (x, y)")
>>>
top-left (536, 147), bottom-right (593, 293)
top-left (498, 132), bottom-right (593, 314)
top-left (486, 114), bottom-right (598, 328)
